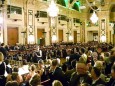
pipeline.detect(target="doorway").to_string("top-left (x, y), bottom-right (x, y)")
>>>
top-left (37, 29), bottom-right (45, 46)
top-left (74, 31), bottom-right (77, 43)
top-left (7, 27), bottom-right (18, 45)
top-left (58, 30), bottom-right (63, 42)
top-left (87, 31), bottom-right (98, 42)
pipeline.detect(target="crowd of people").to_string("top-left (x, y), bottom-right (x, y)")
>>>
top-left (0, 42), bottom-right (115, 86)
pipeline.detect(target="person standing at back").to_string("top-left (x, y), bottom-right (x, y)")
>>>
top-left (0, 43), bottom-right (8, 59)
top-left (0, 52), bottom-right (6, 86)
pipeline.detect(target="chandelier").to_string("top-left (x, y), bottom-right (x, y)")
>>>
top-left (90, 11), bottom-right (98, 24)
top-left (47, 0), bottom-right (59, 17)
top-left (86, 0), bottom-right (99, 23)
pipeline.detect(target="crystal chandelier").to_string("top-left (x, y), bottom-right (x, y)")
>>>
top-left (90, 11), bottom-right (98, 24)
top-left (47, 0), bottom-right (59, 17)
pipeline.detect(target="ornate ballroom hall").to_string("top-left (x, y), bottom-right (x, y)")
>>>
top-left (0, 0), bottom-right (115, 45)
top-left (0, 0), bottom-right (115, 86)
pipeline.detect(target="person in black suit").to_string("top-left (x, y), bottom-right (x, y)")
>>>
top-left (0, 43), bottom-right (8, 59)
top-left (0, 52), bottom-right (6, 86)
top-left (62, 48), bottom-right (67, 58)
top-left (106, 64), bottom-right (115, 86)
top-left (69, 62), bottom-right (92, 86)
top-left (48, 59), bottom-right (68, 86)
top-left (91, 67), bottom-right (106, 86)
top-left (65, 59), bottom-right (76, 83)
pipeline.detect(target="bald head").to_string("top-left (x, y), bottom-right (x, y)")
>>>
top-left (76, 62), bottom-right (87, 74)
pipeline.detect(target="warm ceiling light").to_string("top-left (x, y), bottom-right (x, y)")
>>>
top-left (47, 0), bottom-right (59, 17)
top-left (28, 34), bottom-right (35, 44)
top-left (90, 11), bottom-right (98, 24)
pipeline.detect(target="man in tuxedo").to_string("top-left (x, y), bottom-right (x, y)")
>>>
top-left (36, 46), bottom-right (42, 61)
top-left (0, 43), bottom-right (8, 59)
top-left (48, 59), bottom-right (67, 86)
top-left (70, 62), bottom-right (92, 86)
top-left (107, 64), bottom-right (115, 86)
top-left (91, 67), bottom-right (106, 86)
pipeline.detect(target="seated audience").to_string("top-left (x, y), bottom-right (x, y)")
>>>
top-left (18, 59), bottom-right (29, 75)
top-left (26, 64), bottom-right (37, 83)
top-left (4, 59), bottom-right (12, 74)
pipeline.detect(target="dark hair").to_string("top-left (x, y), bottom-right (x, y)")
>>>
top-left (1, 43), bottom-right (4, 46)
top-left (81, 47), bottom-right (86, 53)
top-left (52, 59), bottom-right (58, 66)
top-left (11, 72), bottom-right (18, 81)
top-left (92, 67), bottom-right (101, 77)
top-left (30, 64), bottom-right (36, 71)
top-left (71, 59), bottom-right (76, 68)
top-left (22, 59), bottom-right (27, 65)
top-left (62, 63), bottom-right (68, 72)
top-left (104, 52), bottom-right (110, 57)
top-left (30, 74), bottom-right (41, 86)
top-left (4, 59), bottom-right (9, 65)
top-left (13, 66), bottom-right (19, 72)
top-left (38, 59), bottom-right (44, 64)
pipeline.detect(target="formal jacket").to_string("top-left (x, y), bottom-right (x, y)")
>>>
top-left (49, 67), bottom-right (68, 86)
top-left (92, 78), bottom-right (106, 86)
top-left (69, 72), bottom-right (92, 86)
top-left (65, 68), bottom-right (76, 82)
top-left (0, 62), bottom-right (5, 75)
top-left (0, 46), bottom-right (7, 58)
top-left (106, 78), bottom-right (115, 86)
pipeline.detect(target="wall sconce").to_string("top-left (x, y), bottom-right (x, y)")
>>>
top-left (42, 22), bottom-right (44, 24)
top-left (28, 34), bottom-right (35, 44)
top-left (100, 35), bottom-right (106, 42)
top-left (52, 34), bottom-right (57, 43)
top-left (69, 35), bottom-right (73, 41)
